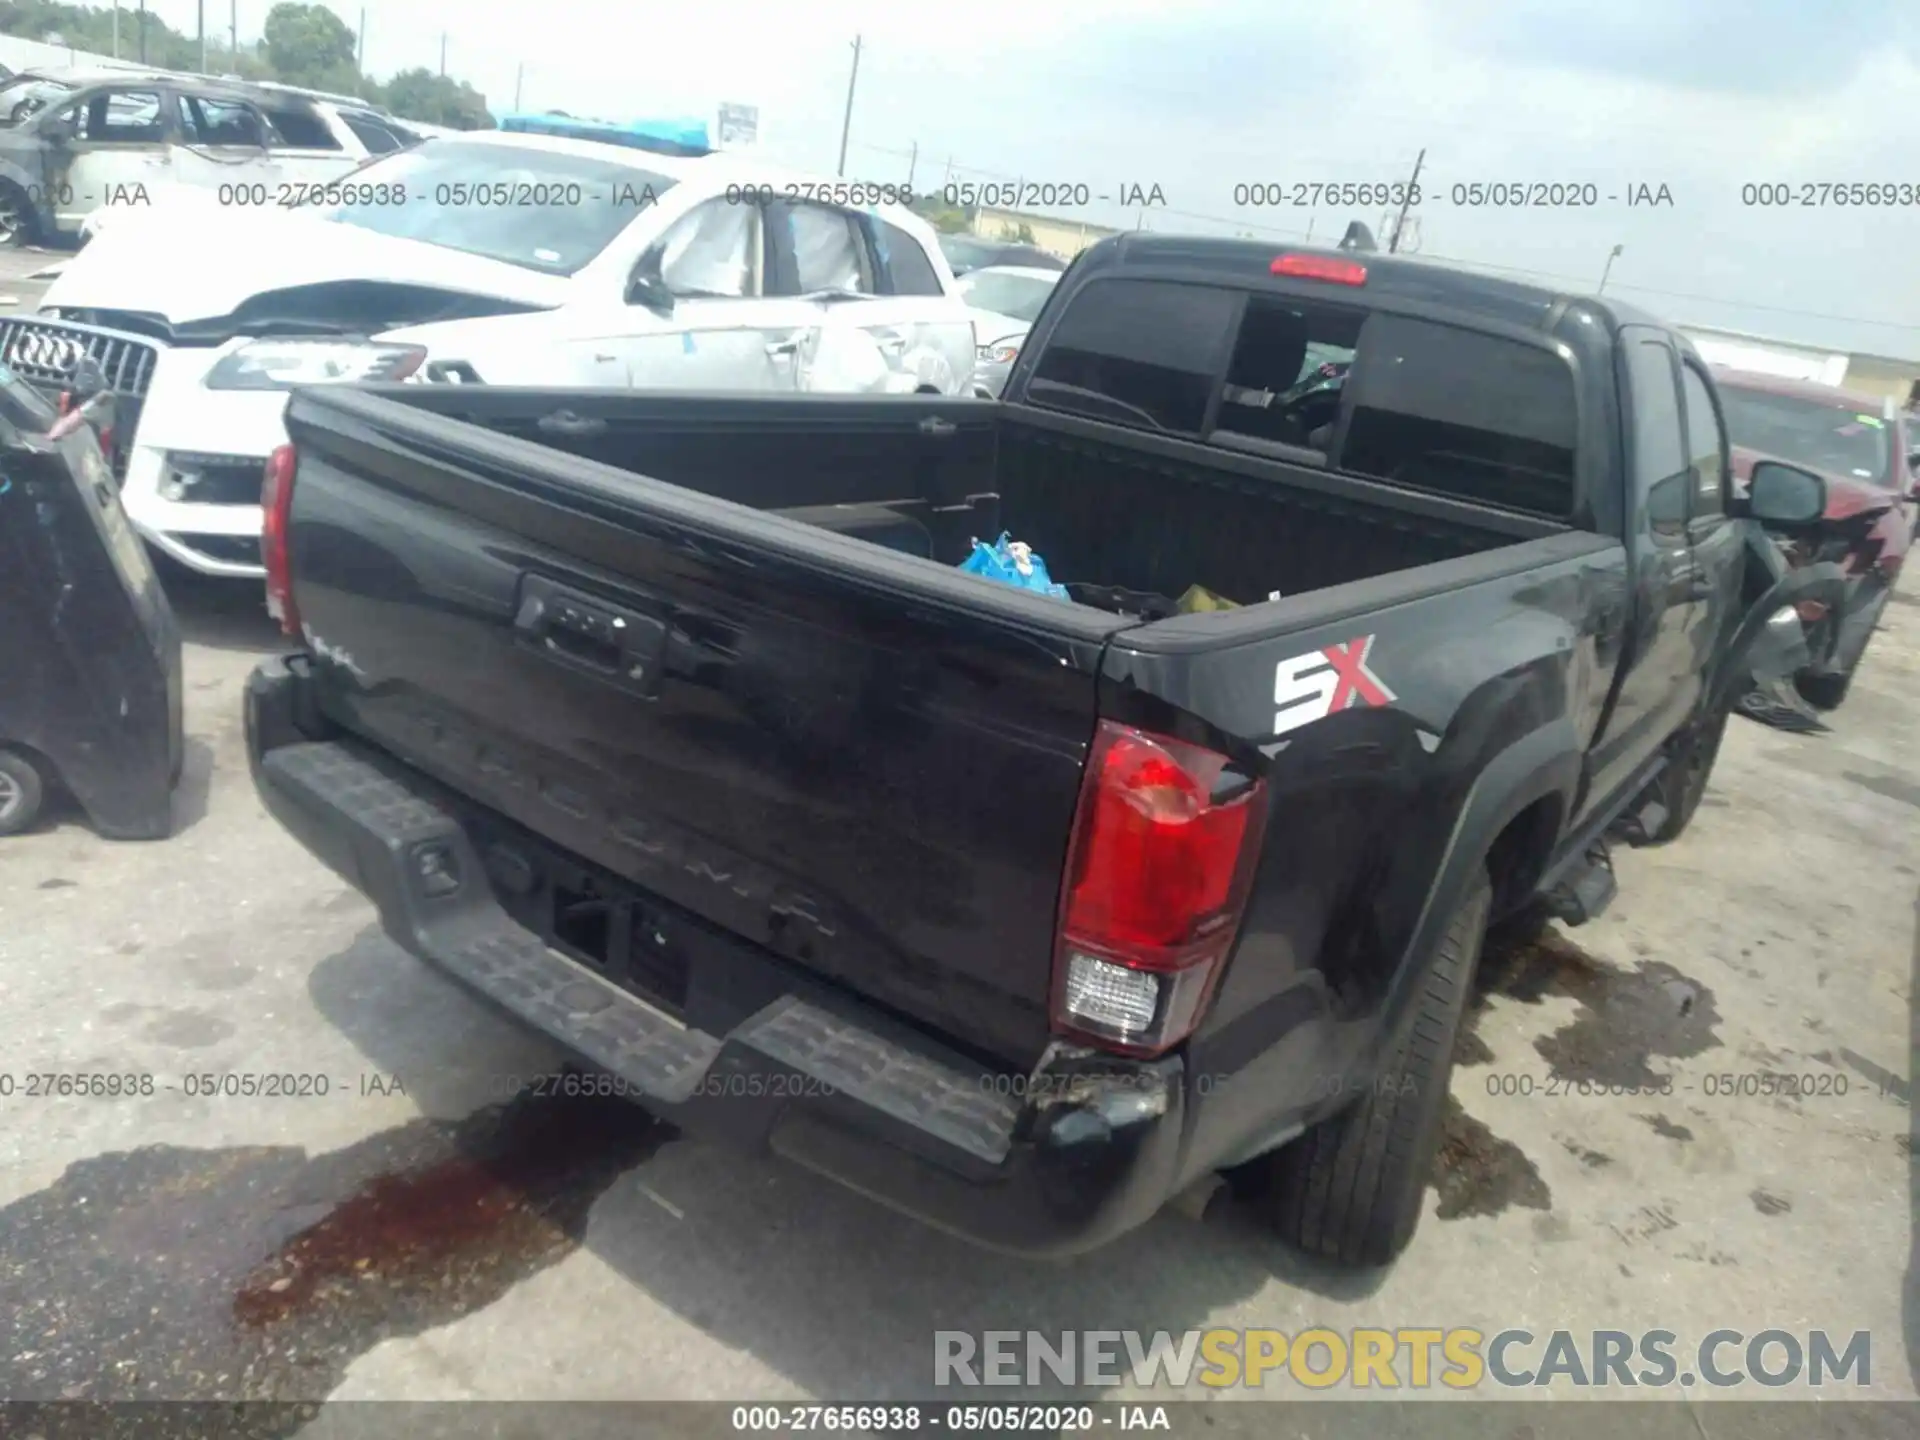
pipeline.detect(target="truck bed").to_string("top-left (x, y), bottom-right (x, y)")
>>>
top-left (276, 386), bottom-right (1573, 1067)
top-left (384, 387), bottom-right (1561, 603)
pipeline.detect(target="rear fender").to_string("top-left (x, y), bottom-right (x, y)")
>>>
top-left (1371, 716), bottom-right (1582, 1053)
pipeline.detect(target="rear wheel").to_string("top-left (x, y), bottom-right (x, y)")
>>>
top-left (1265, 868), bottom-right (1492, 1266)
top-left (0, 749), bottom-right (47, 836)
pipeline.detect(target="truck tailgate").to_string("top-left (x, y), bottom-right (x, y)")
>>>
top-left (279, 389), bottom-right (1129, 1065)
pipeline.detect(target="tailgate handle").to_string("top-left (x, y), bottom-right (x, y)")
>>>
top-left (537, 409), bottom-right (607, 438)
top-left (513, 576), bottom-right (667, 696)
top-left (918, 416), bottom-right (956, 437)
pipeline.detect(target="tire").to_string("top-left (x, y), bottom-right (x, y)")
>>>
top-left (0, 749), bottom-right (47, 836)
top-left (1796, 604), bottom-right (1877, 712)
top-left (1266, 868), bottom-right (1492, 1267)
top-left (1796, 668), bottom-right (1854, 711)
top-left (0, 180), bottom-right (36, 249)
top-left (1643, 698), bottom-right (1732, 845)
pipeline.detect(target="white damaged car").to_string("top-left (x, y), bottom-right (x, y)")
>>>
top-left (18, 129), bottom-right (975, 577)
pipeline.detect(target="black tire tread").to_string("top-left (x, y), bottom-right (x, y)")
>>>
top-left (1796, 668), bottom-right (1853, 712)
top-left (1269, 869), bottom-right (1491, 1266)
top-left (1646, 701), bottom-right (1731, 845)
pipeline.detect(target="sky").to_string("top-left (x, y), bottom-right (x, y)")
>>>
top-left (106, 0), bottom-right (1920, 357)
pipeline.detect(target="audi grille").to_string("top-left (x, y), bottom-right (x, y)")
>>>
top-left (0, 317), bottom-right (157, 480)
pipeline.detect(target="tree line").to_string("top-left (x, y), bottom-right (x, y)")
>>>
top-left (0, 1), bottom-right (494, 128)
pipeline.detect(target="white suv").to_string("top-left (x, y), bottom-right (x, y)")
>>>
top-left (24, 129), bottom-right (977, 578)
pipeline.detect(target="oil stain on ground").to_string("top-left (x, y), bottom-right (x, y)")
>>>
top-left (0, 1089), bottom-right (670, 1424)
top-left (1431, 1096), bottom-right (1552, 1221)
top-left (1472, 924), bottom-right (1722, 1089)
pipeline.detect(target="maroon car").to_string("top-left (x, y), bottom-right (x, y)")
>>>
top-left (1715, 367), bottom-right (1919, 708)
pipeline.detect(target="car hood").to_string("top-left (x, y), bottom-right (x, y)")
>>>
top-left (41, 207), bottom-right (570, 336)
top-left (1730, 445), bottom-right (1899, 522)
top-left (966, 308), bottom-right (1033, 347)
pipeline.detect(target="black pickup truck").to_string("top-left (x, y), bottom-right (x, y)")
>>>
top-left (245, 236), bottom-right (1839, 1265)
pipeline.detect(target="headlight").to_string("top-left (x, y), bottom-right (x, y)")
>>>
top-left (977, 339), bottom-right (1021, 365)
top-left (205, 340), bottom-right (427, 391)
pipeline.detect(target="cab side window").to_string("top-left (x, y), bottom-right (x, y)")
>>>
top-left (179, 95), bottom-right (266, 148)
top-left (1679, 363), bottom-right (1728, 519)
top-left (648, 199), bottom-right (763, 299)
top-left (785, 203), bottom-right (873, 294)
top-left (72, 88), bottom-right (165, 143)
top-left (876, 220), bottom-right (944, 296)
top-left (1624, 335), bottom-right (1689, 534)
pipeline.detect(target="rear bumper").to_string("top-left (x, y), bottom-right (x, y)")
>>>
top-left (245, 655), bottom-right (1186, 1257)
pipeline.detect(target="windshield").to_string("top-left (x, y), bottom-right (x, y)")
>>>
top-left (320, 139), bottom-right (678, 276)
top-left (957, 269), bottom-right (1058, 324)
top-left (0, 77), bottom-right (73, 128)
top-left (1719, 385), bottom-right (1894, 485)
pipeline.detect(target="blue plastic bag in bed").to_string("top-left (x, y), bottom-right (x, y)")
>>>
top-left (958, 532), bottom-right (1071, 600)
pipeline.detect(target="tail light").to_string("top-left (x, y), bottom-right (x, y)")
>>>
top-left (1051, 721), bottom-right (1268, 1056)
top-left (262, 444), bottom-right (300, 637)
top-left (1795, 600), bottom-right (1830, 622)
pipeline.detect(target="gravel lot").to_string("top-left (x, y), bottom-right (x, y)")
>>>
top-left (0, 307), bottom-right (1914, 1430)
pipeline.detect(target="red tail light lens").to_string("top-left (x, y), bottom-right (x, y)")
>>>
top-left (1272, 254), bottom-right (1367, 285)
top-left (262, 444), bottom-right (300, 637)
top-left (1052, 721), bottom-right (1268, 1056)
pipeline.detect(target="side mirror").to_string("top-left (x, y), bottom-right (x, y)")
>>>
top-left (39, 108), bottom-right (76, 143)
top-left (1747, 460), bottom-right (1828, 526)
top-left (625, 251), bottom-right (674, 316)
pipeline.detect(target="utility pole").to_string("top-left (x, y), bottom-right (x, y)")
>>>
top-left (439, 34), bottom-right (447, 78)
top-left (906, 140), bottom-right (916, 189)
top-left (357, 8), bottom-right (366, 70)
top-left (514, 65), bottom-right (524, 110)
top-left (112, 2), bottom-right (119, 59)
top-left (230, 0), bottom-right (238, 66)
top-left (835, 34), bottom-right (861, 177)
top-left (1388, 147), bottom-right (1425, 253)
top-left (198, 0), bottom-right (206, 72)
top-left (138, 0), bottom-right (147, 64)
top-left (1598, 243), bottom-right (1624, 293)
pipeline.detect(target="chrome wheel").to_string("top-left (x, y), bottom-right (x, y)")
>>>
top-left (0, 769), bottom-right (20, 822)
top-left (0, 187), bottom-right (28, 248)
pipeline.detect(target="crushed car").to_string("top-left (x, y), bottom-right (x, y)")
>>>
top-left (0, 353), bottom-right (181, 839)
top-left (24, 126), bottom-right (979, 579)
top-left (0, 69), bottom-right (393, 249)
top-left (1717, 368), bottom-right (1917, 711)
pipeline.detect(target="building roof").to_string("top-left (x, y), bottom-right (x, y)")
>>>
top-left (1682, 321), bottom-right (1920, 371)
